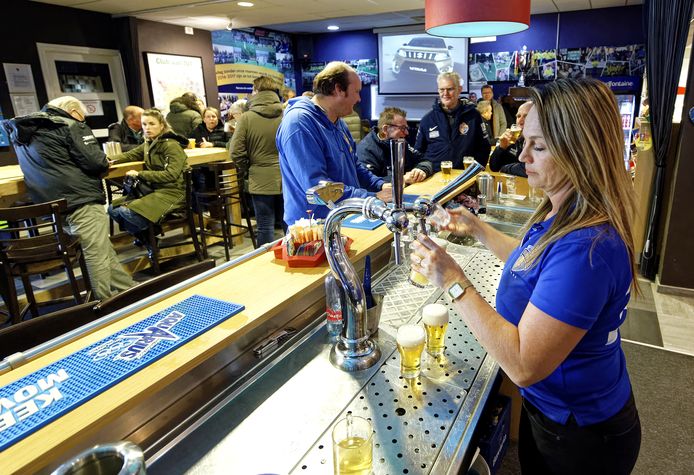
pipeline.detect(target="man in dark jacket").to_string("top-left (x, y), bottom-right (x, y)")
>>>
top-left (107, 105), bottom-right (144, 151)
top-left (2, 96), bottom-right (133, 298)
top-left (357, 107), bottom-right (432, 184)
top-left (415, 72), bottom-right (491, 171)
top-left (489, 101), bottom-right (532, 177)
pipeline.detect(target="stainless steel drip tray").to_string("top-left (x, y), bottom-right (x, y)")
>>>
top-left (149, 246), bottom-right (503, 475)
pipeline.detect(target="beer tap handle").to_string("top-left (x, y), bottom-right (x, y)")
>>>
top-left (389, 138), bottom-right (407, 265)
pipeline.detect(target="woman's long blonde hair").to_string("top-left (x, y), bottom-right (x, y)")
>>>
top-left (519, 78), bottom-right (638, 291)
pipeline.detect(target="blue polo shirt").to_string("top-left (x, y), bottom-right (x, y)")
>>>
top-left (496, 216), bottom-right (633, 426)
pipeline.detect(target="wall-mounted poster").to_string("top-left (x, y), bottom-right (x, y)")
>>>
top-left (144, 53), bottom-right (206, 112)
top-left (302, 62), bottom-right (326, 91)
top-left (212, 28), bottom-right (295, 102)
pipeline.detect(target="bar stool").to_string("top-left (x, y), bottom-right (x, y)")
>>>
top-left (144, 169), bottom-right (204, 274)
top-left (193, 161), bottom-right (256, 261)
top-left (0, 199), bottom-right (93, 324)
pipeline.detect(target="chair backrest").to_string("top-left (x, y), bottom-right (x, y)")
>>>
top-left (93, 258), bottom-right (215, 317)
top-left (0, 300), bottom-right (99, 359)
top-left (209, 161), bottom-right (243, 199)
top-left (0, 199), bottom-right (74, 264)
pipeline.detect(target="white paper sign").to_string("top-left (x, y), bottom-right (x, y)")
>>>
top-left (10, 94), bottom-right (40, 116)
top-left (82, 100), bottom-right (104, 116)
top-left (3, 63), bottom-right (36, 93)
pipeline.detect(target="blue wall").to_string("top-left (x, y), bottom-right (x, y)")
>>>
top-left (296, 5), bottom-right (645, 119)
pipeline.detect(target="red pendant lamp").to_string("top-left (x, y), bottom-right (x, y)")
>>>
top-left (425, 0), bottom-right (530, 37)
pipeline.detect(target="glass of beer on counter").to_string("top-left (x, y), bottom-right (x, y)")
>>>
top-left (332, 413), bottom-right (373, 475)
top-left (440, 160), bottom-right (453, 182)
top-left (187, 138), bottom-right (196, 149)
top-left (397, 324), bottom-right (426, 378)
top-left (408, 236), bottom-right (449, 288)
top-left (463, 156), bottom-right (475, 170)
top-left (422, 303), bottom-right (449, 357)
top-left (509, 124), bottom-right (522, 144)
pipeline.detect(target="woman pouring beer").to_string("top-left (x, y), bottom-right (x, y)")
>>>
top-left (410, 78), bottom-right (641, 475)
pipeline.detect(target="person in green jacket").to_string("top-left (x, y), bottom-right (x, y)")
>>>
top-left (166, 94), bottom-right (203, 137)
top-left (230, 76), bottom-right (285, 245)
top-left (108, 108), bottom-right (189, 246)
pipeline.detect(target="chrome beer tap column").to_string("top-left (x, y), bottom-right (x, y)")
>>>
top-left (305, 140), bottom-right (410, 372)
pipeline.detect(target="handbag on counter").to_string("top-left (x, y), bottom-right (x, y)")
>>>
top-left (123, 175), bottom-right (154, 199)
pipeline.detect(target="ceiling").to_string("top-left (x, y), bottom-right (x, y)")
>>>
top-left (31, 0), bottom-right (644, 34)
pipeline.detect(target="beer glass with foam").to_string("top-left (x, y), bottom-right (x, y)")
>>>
top-left (509, 124), bottom-right (522, 144)
top-left (422, 303), bottom-right (449, 357)
top-left (463, 156), bottom-right (475, 170)
top-left (440, 160), bottom-right (453, 182)
top-left (332, 413), bottom-right (373, 475)
top-left (396, 324), bottom-right (426, 378)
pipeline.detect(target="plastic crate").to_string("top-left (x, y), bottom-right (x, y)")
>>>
top-left (479, 395), bottom-right (511, 475)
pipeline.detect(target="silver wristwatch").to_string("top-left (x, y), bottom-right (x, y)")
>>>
top-left (447, 281), bottom-right (473, 301)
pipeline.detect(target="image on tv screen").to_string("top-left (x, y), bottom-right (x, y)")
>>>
top-left (378, 32), bottom-right (469, 95)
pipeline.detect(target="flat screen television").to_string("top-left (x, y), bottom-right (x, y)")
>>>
top-left (377, 30), bottom-right (469, 95)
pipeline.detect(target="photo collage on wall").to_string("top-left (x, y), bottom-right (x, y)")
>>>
top-left (556, 45), bottom-right (646, 79)
top-left (469, 49), bottom-right (557, 83)
top-left (302, 59), bottom-right (378, 91)
top-left (469, 44), bottom-right (644, 85)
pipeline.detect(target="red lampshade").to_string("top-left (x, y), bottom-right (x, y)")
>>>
top-left (425, 0), bottom-right (530, 38)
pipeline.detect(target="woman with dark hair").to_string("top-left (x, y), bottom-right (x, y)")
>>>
top-left (411, 78), bottom-right (641, 475)
top-left (108, 109), bottom-right (189, 248)
top-left (166, 94), bottom-right (203, 137)
top-left (190, 107), bottom-right (231, 148)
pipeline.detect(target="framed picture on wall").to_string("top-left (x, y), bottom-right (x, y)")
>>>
top-left (144, 52), bottom-right (206, 112)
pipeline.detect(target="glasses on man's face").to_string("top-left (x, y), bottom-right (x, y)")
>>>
top-left (386, 124), bottom-right (409, 133)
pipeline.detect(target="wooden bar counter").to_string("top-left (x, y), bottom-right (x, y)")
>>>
top-left (0, 170), bottom-right (486, 474)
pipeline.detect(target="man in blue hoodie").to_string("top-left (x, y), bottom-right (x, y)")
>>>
top-left (415, 72), bottom-right (491, 171)
top-left (277, 61), bottom-right (390, 225)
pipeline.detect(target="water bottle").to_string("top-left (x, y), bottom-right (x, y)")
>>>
top-left (325, 273), bottom-right (343, 339)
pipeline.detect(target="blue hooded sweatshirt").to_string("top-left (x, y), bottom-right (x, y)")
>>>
top-left (277, 97), bottom-right (384, 225)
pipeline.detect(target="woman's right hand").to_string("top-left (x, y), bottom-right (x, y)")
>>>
top-left (441, 206), bottom-right (478, 238)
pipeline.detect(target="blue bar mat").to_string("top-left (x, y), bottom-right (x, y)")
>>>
top-left (341, 214), bottom-right (384, 230)
top-left (0, 295), bottom-right (244, 451)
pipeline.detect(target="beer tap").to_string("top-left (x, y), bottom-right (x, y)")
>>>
top-left (306, 140), bottom-right (482, 372)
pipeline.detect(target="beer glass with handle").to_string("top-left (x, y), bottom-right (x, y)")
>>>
top-left (332, 413), bottom-right (373, 475)
top-left (397, 324), bottom-right (426, 378)
top-left (422, 303), bottom-right (449, 357)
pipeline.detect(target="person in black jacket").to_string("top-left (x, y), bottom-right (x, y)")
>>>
top-left (489, 101), bottom-right (532, 177)
top-left (190, 107), bottom-right (231, 148)
top-left (415, 72), bottom-right (491, 171)
top-left (1, 96), bottom-right (134, 298)
top-left (107, 105), bottom-right (144, 151)
top-left (357, 107), bottom-right (432, 184)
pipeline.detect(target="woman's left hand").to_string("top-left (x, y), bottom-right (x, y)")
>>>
top-left (410, 234), bottom-right (467, 289)
top-left (126, 170), bottom-right (139, 178)
top-left (200, 138), bottom-right (214, 148)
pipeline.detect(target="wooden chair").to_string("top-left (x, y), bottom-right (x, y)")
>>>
top-left (0, 301), bottom-right (100, 360)
top-left (144, 169), bottom-right (204, 274)
top-left (93, 258), bottom-right (215, 317)
top-left (0, 199), bottom-right (93, 324)
top-left (193, 161), bottom-right (257, 261)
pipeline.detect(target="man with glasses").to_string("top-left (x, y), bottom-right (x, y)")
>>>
top-left (357, 107), bottom-right (432, 184)
top-left (415, 72), bottom-right (490, 171)
top-left (2, 96), bottom-right (134, 299)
